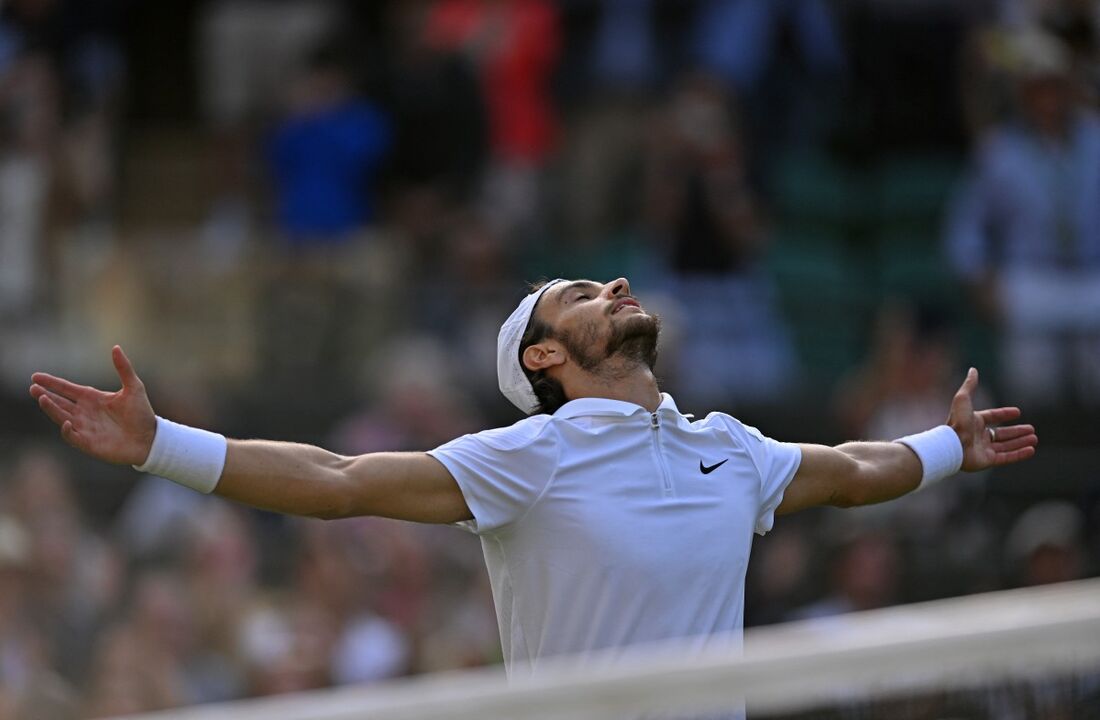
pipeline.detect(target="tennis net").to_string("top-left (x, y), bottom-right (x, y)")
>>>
top-left (116, 578), bottom-right (1100, 719)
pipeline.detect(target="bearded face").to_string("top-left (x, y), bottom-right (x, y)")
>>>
top-left (557, 311), bottom-right (661, 374)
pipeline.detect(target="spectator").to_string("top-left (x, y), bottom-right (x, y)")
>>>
top-left (946, 29), bottom-right (1100, 406)
top-left (825, 305), bottom-right (1011, 600)
top-left (83, 622), bottom-right (184, 717)
top-left (835, 303), bottom-right (968, 442)
top-left (1006, 501), bottom-right (1089, 587)
top-left (0, 514), bottom-right (43, 718)
top-left (691, 0), bottom-right (846, 154)
top-left (691, 0), bottom-right (845, 93)
top-left (292, 519), bottom-right (413, 685)
top-left (744, 523), bottom-right (813, 626)
top-left (414, 212), bottom-right (523, 400)
top-left (990, 501), bottom-right (1092, 720)
top-left (330, 334), bottom-right (484, 455)
top-left (425, 0), bottom-right (560, 232)
top-left (380, 1), bottom-right (488, 208)
top-left (557, 0), bottom-right (659, 251)
top-left (1, 2), bottom-right (1098, 715)
top-left (196, 0), bottom-right (339, 259)
top-left (81, 571), bottom-right (195, 712)
top-left (268, 45), bottom-right (391, 247)
top-left (7, 449), bottom-right (121, 685)
top-left (180, 505), bottom-right (259, 699)
top-left (238, 598), bottom-right (336, 696)
top-left (589, 0), bottom-right (659, 94)
top-left (0, 0), bottom-right (59, 315)
top-left (644, 72), bottom-right (796, 407)
top-left (788, 530), bottom-right (902, 620)
top-left (54, 0), bottom-right (126, 223)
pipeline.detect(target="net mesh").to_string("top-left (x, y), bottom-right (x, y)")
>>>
top-left (117, 579), bottom-right (1100, 720)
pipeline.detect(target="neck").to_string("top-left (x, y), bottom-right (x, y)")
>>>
top-left (560, 361), bottom-right (662, 412)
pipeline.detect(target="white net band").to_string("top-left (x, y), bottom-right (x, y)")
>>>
top-left (116, 578), bottom-right (1100, 720)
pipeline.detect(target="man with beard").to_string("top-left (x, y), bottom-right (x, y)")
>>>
top-left (29, 277), bottom-right (1037, 685)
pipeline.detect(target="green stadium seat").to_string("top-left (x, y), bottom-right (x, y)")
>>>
top-left (769, 150), bottom-right (868, 229)
top-left (875, 229), bottom-right (960, 305)
top-left (766, 229), bottom-right (872, 385)
top-left (874, 155), bottom-right (962, 227)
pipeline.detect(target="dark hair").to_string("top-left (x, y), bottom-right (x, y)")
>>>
top-left (517, 282), bottom-right (569, 415)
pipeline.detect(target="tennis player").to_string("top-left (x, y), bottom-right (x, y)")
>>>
top-left (29, 277), bottom-right (1037, 683)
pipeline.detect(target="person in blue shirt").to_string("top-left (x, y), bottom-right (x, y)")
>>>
top-left (946, 30), bottom-right (1100, 405)
top-left (269, 46), bottom-right (391, 247)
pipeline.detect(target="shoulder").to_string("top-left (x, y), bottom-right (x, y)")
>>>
top-left (696, 411), bottom-right (769, 445)
top-left (464, 414), bottom-right (556, 453)
top-left (695, 412), bottom-right (801, 492)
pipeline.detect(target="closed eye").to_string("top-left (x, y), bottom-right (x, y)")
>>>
top-left (557, 281), bottom-right (603, 305)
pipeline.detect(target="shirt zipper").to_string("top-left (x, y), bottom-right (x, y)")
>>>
top-left (650, 412), bottom-right (674, 496)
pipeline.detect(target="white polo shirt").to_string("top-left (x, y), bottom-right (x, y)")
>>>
top-left (428, 393), bottom-right (802, 675)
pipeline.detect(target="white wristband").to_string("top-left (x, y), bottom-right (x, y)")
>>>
top-left (896, 425), bottom-right (964, 488)
top-left (133, 416), bottom-right (228, 494)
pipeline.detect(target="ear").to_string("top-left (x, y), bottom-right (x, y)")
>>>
top-left (522, 340), bottom-right (565, 373)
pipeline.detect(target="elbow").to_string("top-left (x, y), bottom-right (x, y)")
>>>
top-left (305, 461), bottom-right (360, 520)
top-left (830, 463), bottom-right (874, 508)
top-left (308, 505), bottom-right (348, 521)
top-left (303, 494), bottom-right (354, 520)
top-left (830, 492), bottom-right (857, 509)
top-left (829, 488), bottom-right (864, 509)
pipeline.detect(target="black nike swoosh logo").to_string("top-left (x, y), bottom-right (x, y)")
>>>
top-left (700, 459), bottom-right (728, 475)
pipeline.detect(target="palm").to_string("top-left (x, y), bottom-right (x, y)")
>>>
top-left (947, 368), bottom-right (1037, 472)
top-left (29, 346), bottom-right (156, 466)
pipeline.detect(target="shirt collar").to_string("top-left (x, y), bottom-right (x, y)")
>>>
top-left (553, 392), bottom-right (683, 419)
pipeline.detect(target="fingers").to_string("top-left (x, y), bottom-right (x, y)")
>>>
top-left (989, 423), bottom-right (1038, 465)
top-left (60, 420), bottom-right (85, 450)
top-left (988, 424), bottom-right (1034, 442)
top-left (29, 384), bottom-right (77, 412)
top-left (993, 446), bottom-right (1036, 466)
top-left (48, 390), bottom-right (77, 415)
top-left (36, 392), bottom-right (74, 427)
top-left (112, 345), bottom-right (143, 391)
top-left (992, 432), bottom-right (1038, 453)
top-left (977, 407), bottom-right (1022, 424)
top-left (955, 367), bottom-right (979, 398)
top-left (30, 372), bottom-right (91, 403)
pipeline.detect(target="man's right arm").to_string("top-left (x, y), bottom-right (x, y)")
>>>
top-left (218, 442), bottom-right (471, 523)
top-left (30, 346), bottom-right (472, 525)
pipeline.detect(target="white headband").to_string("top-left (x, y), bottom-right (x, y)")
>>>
top-left (497, 279), bottom-right (565, 413)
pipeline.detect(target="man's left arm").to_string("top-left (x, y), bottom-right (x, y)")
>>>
top-left (777, 368), bottom-right (1038, 515)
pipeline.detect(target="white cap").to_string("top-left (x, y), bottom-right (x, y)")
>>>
top-left (1006, 501), bottom-right (1084, 562)
top-left (497, 279), bottom-right (565, 413)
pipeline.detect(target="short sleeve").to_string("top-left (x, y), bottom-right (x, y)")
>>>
top-left (746, 432), bottom-right (802, 535)
top-left (427, 417), bottom-right (558, 535)
top-left (710, 415), bottom-right (802, 535)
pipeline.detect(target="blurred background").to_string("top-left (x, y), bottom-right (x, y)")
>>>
top-left (0, 0), bottom-right (1098, 716)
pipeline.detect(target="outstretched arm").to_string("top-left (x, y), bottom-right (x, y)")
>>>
top-left (777, 368), bottom-right (1037, 515)
top-left (30, 347), bottom-right (472, 523)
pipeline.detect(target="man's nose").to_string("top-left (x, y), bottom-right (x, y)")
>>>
top-left (604, 277), bottom-right (631, 297)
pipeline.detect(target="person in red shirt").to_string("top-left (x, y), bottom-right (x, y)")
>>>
top-left (425, 0), bottom-right (560, 230)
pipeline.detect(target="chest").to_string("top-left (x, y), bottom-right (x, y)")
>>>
top-left (519, 419), bottom-right (761, 575)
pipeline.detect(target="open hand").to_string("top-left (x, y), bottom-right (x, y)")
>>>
top-left (29, 346), bottom-right (156, 466)
top-left (947, 368), bottom-right (1037, 472)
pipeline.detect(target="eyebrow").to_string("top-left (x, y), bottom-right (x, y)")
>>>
top-left (557, 280), bottom-right (601, 304)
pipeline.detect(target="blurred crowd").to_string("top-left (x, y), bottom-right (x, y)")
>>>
top-left (0, 0), bottom-right (1098, 717)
